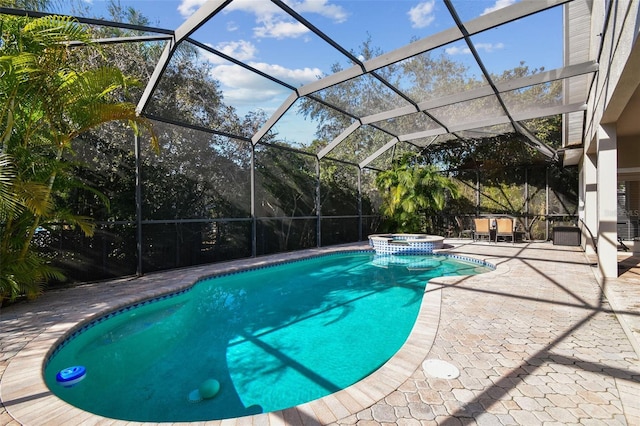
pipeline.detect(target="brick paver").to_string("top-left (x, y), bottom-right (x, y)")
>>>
top-left (1, 241), bottom-right (639, 425)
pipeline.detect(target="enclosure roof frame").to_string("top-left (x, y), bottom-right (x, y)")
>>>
top-left (1, 0), bottom-right (597, 171)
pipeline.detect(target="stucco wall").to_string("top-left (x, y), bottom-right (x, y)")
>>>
top-left (618, 135), bottom-right (640, 169)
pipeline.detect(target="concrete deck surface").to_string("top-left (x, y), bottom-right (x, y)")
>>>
top-left (1, 240), bottom-right (639, 425)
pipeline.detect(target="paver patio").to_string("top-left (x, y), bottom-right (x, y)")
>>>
top-left (1, 241), bottom-right (639, 425)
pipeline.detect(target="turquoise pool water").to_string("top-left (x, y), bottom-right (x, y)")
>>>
top-left (44, 252), bottom-right (491, 422)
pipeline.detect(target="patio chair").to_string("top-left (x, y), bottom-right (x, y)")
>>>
top-left (495, 218), bottom-right (515, 243)
top-left (455, 216), bottom-right (473, 238)
top-left (473, 218), bottom-right (491, 241)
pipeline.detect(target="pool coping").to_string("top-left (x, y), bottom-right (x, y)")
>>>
top-left (0, 243), bottom-right (500, 425)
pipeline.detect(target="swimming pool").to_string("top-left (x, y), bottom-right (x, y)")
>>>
top-left (44, 251), bottom-right (491, 422)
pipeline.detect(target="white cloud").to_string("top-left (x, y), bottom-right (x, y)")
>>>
top-left (199, 41), bottom-right (255, 65)
top-left (216, 40), bottom-right (258, 61)
top-left (283, 0), bottom-right (348, 23)
top-left (481, 0), bottom-right (517, 16)
top-left (210, 63), bottom-right (321, 106)
top-left (408, 1), bottom-right (436, 29)
top-left (177, 0), bottom-right (283, 19)
top-left (198, 42), bottom-right (320, 98)
top-left (446, 42), bottom-right (505, 56)
top-left (251, 62), bottom-right (322, 85)
top-left (445, 45), bottom-right (470, 56)
top-left (175, 0), bottom-right (334, 107)
top-left (180, 0), bottom-right (346, 39)
top-left (222, 0), bottom-right (308, 39)
top-left (254, 18), bottom-right (310, 39)
top-left (475, 42), bottom-right (505, 53)
top-left (223, 0), bottom-right (283, 17)
top-left (177, 0), bottom-right (208, 17)
top-left (222, 86), bottom-right (284, 106)
top-left (224, 0), bottom-right (347, 23)
top-left (211, 65), bottom-right (279, 104)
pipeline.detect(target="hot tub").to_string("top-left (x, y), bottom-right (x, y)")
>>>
top-left (368, 234), bottom-right (445, 255)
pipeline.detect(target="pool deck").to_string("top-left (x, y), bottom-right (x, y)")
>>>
top-left (1, 240), bottom-right (640, 425)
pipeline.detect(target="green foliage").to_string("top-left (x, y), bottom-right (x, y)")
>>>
top-left (375, 154), bottom-right (458, 233)
top-left (46, 4), bottom-right (269, 272)
top-left (448, 164), bottom-right (578, 240)
top-left (255, 144), bottom-right (317, 251)
top-left (296, 39), bottom-right (565, 239)
top-left (0, 12), bottom-right (157, 301)
top-left (0, 2), bottom-right (578, 284)
top-left (0, 244), bottom-right (65, 300)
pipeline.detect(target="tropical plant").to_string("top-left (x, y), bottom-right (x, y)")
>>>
top-left (0, 13), bottom-right (157, 301)
top-left (375, 154), bottom-right (458, 233)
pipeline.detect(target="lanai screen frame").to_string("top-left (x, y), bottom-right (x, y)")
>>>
top-left (1, 0), bottom-right (596, 276)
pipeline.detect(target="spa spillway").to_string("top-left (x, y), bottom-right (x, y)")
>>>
top-left (368, 234), bottom-right (445, 255)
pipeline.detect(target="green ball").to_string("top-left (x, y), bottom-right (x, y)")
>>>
top-left (198, 379), bottom-right (220, 399)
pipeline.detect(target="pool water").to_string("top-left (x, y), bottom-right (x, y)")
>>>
top-left (44, 252), bottom-right (490, 422)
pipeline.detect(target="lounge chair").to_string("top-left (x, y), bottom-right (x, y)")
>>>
top-left (473, 218), bottom-right (491, 241)
top-left (495, 218), bottom-right (515, 243)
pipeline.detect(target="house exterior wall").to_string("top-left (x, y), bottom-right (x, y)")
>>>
top-left (579, 0), bottom-right (640, 278)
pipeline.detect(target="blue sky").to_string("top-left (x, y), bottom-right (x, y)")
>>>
top-left (64, 0), bottom-right (562, 145)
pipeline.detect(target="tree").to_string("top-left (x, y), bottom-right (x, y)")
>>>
top-left (0, 13), bottom-right (157, 301)
top-left (59, 3), bottom-right (267, 271)
top-left (375, 154), bottom-right (458, 233)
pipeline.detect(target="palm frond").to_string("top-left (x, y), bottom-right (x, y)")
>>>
top-left (51, 209), bottom-right (96, 237)
top-left (69, 103), bottom-right (159, 151)
top-left (0, 52), bottom-right (44, 84)
top-left (22, 15), bottom-right (93, 48)
top-left (14, 180), bottom-right (54, 216)
top-left (0, 154), bottom-right (22, 220)
top-left (0, 249), bottom-right (64, 302)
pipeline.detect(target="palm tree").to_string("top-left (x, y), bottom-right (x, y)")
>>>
top-left (375, 155), bottom-right (458, 233)
top-left (0, 14), bottom-right (157, 302)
